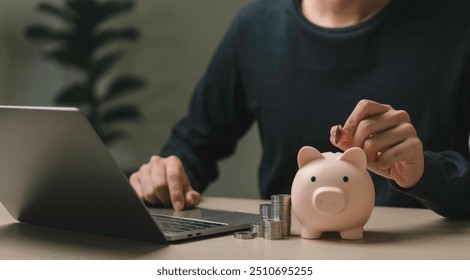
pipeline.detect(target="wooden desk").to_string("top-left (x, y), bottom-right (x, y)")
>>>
top-left (0, 196), bottom-right (469, 260)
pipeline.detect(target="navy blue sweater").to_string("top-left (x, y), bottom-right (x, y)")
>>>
top-left (161, 0), bottom-right (470, 218)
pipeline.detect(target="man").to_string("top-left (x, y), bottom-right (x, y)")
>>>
top-left (130, 0), bottom-right (470, 218)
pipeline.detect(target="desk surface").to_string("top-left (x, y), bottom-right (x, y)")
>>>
top-left (1, 196), bottom-right (469, 260)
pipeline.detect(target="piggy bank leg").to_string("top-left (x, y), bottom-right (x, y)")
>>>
top-left (339, 227), bottom-right (363, 240)
top-left (300, 227), bottom-right (322, 239)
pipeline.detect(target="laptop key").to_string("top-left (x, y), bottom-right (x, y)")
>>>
top-left (152, 214), bottom-right (225, 233)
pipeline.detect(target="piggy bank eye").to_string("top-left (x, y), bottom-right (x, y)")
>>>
top-left (311, 176), bottom-right (316, 182)
top-left (343, 176), bottom-right (349, 183)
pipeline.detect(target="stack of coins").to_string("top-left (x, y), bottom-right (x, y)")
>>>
top-left (251, 221), bottom-right (264, 238)
top-left (259, 204), bottom-right (272, 220)
top-left (263, 219), bottom-right (282, 240)
top-left (271, 194), bottom-right (291, 238)
top-left (235, 194), bottom-right (291, 240)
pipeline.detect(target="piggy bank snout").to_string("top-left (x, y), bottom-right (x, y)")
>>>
top-left (312, 186), bottom-right (346, 214)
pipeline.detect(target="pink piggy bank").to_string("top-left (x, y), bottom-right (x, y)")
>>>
top-left (291, 146), bottom-right (375, 240)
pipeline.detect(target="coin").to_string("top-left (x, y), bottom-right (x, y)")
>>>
top-left (233, 231), bottom-right (255, 240)
top-left (334, 125), bottom-right (342, 145)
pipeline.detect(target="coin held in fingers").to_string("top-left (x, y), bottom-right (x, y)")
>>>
top-left (334, 125), bottom-right (342, 145)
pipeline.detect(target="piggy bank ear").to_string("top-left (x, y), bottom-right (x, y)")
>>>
top-left (298, 146), bottom-right (324, 168)
top-left (339, 147), bottom-right (367, 170)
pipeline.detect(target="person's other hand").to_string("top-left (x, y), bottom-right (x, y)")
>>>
top-left (129, 155), bottom-right (201, 210)
top-left (330, 99), bottom-right (424, 188)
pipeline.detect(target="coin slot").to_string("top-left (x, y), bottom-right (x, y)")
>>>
top-left (187, 234), bottom-right (193, 237)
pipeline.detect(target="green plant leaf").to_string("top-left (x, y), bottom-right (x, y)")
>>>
top-left (101, 105), bottom-right (140, 125)
top-left (65, 0), bottom-right (134, 26)
top-left (102, 75), bottom-right (145, 102)
top-left (37, 2), bottom-right (74, 24)
top-left (94, 27), bottom-right (139, 49)
top-left (66, 0), bottom-right (101, 28)
top-left (65, 0), bottom-right (97, 15)
top-left (25, 24), bottom-right (70, 41)
top-left (47, 47), bottom-right (88, 69)
top-left (98, 1), bottom-right (134, 24)
top-left (90, 50), bottom-right (124, 79)
top-left (55, 81), bottom-right (90, 104)
top-left (59, 29), bottom-right (95, 64)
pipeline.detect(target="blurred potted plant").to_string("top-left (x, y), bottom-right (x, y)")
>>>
top-left (25, 0), bottom-right (146, 145)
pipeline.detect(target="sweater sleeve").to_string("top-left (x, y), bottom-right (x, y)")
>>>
top-left (160, 15), bottom-right (254, 193)
top-left (389, 43), bottom-right (470, 219)
top-left (389, 151), bottom-right (470, 218)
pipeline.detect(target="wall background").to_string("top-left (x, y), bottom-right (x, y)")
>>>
top-left (0, 0), bottom-right (261, 199)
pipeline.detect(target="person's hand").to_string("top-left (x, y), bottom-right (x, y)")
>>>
top-left (129, 155), bottom-right (201, 210)
top-left (330, 99), bottom-right (424, 188)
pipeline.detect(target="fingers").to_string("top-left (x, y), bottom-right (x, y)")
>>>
top-left (329, 99), bottom-right (424, 188)
top-left (331, 100), bottom-right (411, 150)
top-left (185, 189), bottom-right (201, 207)
top-left (335, 100), bottom-right (391, 149)
top-left (361, 122), bottom-right (417, 164)
top-left (165, 156), bottom-right (191, 210)
top-left (367, 136), bottom-right (424, 188)
top-left (375, 136), bottom-right (423, 171)
top-left (130, 161), bottom-right (163, 205)
top-left (129, 155), bottom-right (201, 210)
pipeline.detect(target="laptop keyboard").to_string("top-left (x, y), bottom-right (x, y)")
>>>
top-left (152, 214), bottom-right (226, 234)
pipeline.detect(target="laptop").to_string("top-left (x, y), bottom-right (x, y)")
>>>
top-left (0, 106), bottom-right (261, 243)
